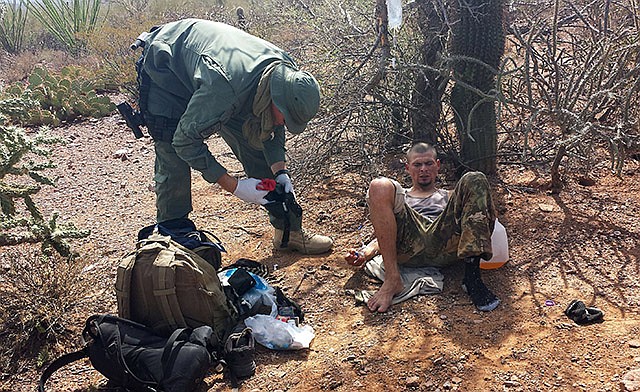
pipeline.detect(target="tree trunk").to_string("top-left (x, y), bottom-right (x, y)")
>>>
top-left (450, 0), bottom-right (505, 175)
top-left (411, 0), bottom-right (446, 144)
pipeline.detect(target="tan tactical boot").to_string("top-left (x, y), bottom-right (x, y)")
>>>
top-left (273, 229), bottom-right (333, 254)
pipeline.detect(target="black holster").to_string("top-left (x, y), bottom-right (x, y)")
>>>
top-left (263, 185), bottom-right (303, 248)
top-left (135, 55), bottom-right (180, 143)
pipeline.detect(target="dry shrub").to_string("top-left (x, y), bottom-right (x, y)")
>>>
top-left (0, 246), bottom-right (93, 377)
top-left (0, 48), bottom-right (102, 84)
top-left (84, 20), bottom-right (158, 96)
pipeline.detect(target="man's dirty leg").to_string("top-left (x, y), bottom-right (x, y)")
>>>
top-left (367, 178), bottom-right (404, 313)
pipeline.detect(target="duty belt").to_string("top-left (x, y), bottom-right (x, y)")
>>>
top-left (144, 115), bottom-right (180, 143)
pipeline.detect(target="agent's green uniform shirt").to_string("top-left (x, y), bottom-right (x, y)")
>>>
top-left (140, 19), bottom-right (302, 226)
top-left (143, 19), bottom-right (295, 184)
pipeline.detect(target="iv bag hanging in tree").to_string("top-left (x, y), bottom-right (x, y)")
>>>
top-left (387, 0), bottom-right (402, 29)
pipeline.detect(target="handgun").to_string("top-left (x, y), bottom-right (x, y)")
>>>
top-left (116, 102), bottom-right (145, 139)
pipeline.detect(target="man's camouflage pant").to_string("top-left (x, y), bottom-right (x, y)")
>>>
top-left (386, 171), bottom-right (496, 267)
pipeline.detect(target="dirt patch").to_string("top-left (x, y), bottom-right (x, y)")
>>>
top-left (3, 112), bottom-right (640, 391)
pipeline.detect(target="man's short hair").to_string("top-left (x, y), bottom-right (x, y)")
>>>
top-left (406, 142), bottom-right (437, 160)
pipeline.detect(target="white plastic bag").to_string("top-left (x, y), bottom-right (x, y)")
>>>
top-left (387, 0), bottom-right (402, 29)
top-left (244, 314), bottom-right (315, 350)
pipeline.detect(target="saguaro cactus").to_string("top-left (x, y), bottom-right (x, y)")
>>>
top-left (450, 0), bottom-right (505, 174)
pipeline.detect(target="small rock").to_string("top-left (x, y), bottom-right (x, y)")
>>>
top-left (539, 203), bottom-right (554, 212)
top-left (622, 369), bottom-right (640, 391)
top-left (578, 176), bottom-right (596, 186)
top-left (451, 376), bottom-right (463, 384)
top-left (113, 148), bottom-right (129, 159)
top-left (629, 340), bottom-right (640, 348)
top-left (406, 376), bottom-right (420, 387)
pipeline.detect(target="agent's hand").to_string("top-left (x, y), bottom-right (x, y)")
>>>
top-left (275, 170), bottom-right (294, 194)
top-left (233, 178), bottom-right (270, 205)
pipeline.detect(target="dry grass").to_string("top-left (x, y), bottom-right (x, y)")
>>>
top-left (0, 246), bottom-right (93, 377)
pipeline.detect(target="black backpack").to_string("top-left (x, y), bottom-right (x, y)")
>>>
top-left (137, 218), bottom-right (225, 270)
top-left (38, 314), bottom-right (219, 392)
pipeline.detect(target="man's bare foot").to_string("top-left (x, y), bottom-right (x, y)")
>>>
top-left (367, 278), bottom-right (404, 312)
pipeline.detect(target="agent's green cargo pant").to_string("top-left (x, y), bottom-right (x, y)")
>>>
top-left (382, 171), bottom-right (496, 267)
top-left (153, 126), bottom-right (302, 231)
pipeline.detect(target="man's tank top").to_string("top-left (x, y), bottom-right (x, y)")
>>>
top-left (405, 189), bottom-right (449, 222)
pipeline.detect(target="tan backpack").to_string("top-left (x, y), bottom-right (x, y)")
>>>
top-left (115, 232), bottom-right (237, 341)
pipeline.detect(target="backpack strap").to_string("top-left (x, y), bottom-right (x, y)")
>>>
top-left (115, 251), bottom-right (137, 319)
top-left (168, 241), bottom-right (237, 337)
top-left (38, 348), bottom-right (89, 392)
top-left (196, 229), bottom-right (226, 252)
top-left (160, 328), bottom-right (191, 380)
top-left (152, 247), bottom-right (187, 332)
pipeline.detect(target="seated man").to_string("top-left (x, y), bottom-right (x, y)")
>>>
top-left (345, 142), bottom-right (500, 313)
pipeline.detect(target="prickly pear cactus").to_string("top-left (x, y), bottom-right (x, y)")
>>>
top-left (450, 0), bottom-right (505, 174)
top-left (0, 66), bottom-right (115, 126)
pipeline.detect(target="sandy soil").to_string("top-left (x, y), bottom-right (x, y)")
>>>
top-left (3, 111), bottom-right (640, 392)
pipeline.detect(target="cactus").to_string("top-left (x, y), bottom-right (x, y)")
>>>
top-left (0, 124), bottom-right (89, 257)
top-left (0, 66), bottom-right (115, 126)
top-left (450, 0), bottom-right (505, 174)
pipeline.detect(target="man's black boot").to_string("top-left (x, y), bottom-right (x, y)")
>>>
top-left (462, 256), bottom-right (500, 312)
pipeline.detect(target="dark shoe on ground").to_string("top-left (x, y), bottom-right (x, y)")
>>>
top-left (273, 229), bottom-right (333, 254)
top-left (224, 323), bottom-right (256, 381)
top-left (462, 278), bottom-right (500, 312)
top-left (564, 299), bottom-right (604, 325)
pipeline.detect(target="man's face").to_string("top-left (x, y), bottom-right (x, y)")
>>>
top-left (405, 151), bottom-right (440, 188)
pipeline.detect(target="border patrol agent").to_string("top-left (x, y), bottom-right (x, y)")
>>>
top-left (136, 19), bottom-right (333, 254)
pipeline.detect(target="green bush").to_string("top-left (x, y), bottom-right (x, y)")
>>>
top-left (0, 98), bottom-right (90, 380)
top-left (26, 0), bottom-right (106, 54)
